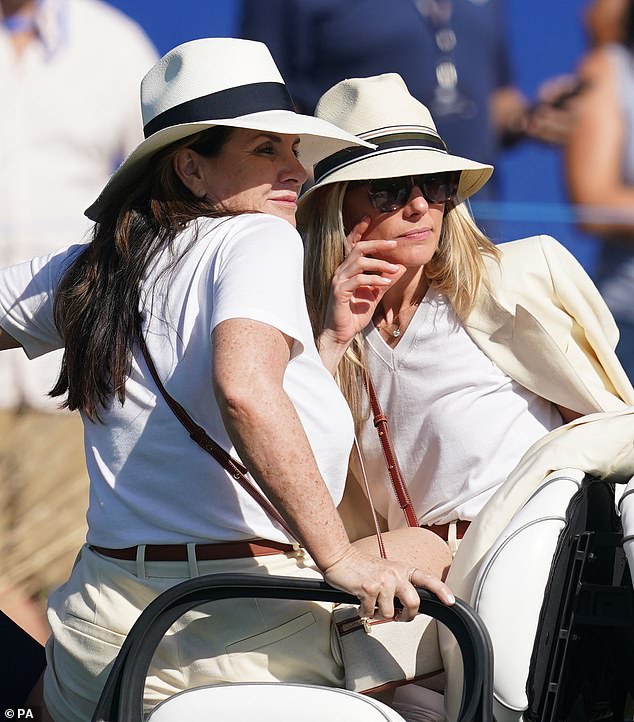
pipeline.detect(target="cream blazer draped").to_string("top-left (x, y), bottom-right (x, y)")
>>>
top-left (464, 234), bottom-right (634, 414)
top-left (442, 235), bottom-right (634, 719)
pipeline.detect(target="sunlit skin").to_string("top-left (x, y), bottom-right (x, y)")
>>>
top-left (181, 129), bottom-right (307, 227)
top-left (343, 182), bottom-right (445, 331)
top-left (342, 182), bottom-right (445, 269)
top-left (319, 181), bottom-right (447, 363)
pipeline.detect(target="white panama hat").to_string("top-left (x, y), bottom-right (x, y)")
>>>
top-left (298, 73), bottom-right (493, 210)
top-left (85, 38), bottom-right (374, 221)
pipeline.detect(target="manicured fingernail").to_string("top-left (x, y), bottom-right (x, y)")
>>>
top-left (387, 263), bottom-right (400, 270)
top-left (447, 593), bottom-right (455, 605)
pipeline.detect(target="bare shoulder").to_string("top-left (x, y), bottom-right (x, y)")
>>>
top-left (577, 47), bottom-right (614, 81)
top-left (575, 47), bottom-right (618, 101)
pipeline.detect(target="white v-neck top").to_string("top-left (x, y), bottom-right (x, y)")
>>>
top-left (355, 287), bottom-right (562, 528)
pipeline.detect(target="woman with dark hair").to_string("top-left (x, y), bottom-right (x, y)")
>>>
top-left (566, 0), bottom-right (634, 379)
top-left (0, 39), bottom-right (453, 721)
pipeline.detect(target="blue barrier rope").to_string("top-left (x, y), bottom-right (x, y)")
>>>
top-left (470, 200), bottom-right (634, 225)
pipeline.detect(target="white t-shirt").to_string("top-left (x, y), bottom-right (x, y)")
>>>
top-left (0, 0), bottom-right (158, 410)
top-left (356, 287), bottom-right (562, 528)
top-left (0, 214), bottom-right (354, 546)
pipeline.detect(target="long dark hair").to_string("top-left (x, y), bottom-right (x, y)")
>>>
top-left (50, 126), bottom-right (234, 420)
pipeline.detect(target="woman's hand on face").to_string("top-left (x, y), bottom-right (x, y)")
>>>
top-left (322, 217), bottom-right (406, 347)
top-left (323, 546), bottom-right (455, 622)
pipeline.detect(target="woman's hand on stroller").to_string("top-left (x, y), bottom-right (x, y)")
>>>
top-left (323, 545), bottom-right (455, 622)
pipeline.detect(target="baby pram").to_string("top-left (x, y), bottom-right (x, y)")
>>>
top-left (90, 573), bottom-right (494, 722)
top-left (470, 468), bottom-right (634, 722)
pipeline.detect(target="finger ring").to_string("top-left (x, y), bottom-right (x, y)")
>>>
top-left (407, 567), bottom-right (417, 584)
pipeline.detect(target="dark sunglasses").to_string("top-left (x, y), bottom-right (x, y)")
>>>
top-left (358, 171), bottom-right (461, 212)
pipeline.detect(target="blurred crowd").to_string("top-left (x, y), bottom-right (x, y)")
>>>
top-left (0, 0), bottom-right (157, 641)
top-left (565, 0), bottom-right (634, 380)
top-left (1, 0), bottom-right (632, 641)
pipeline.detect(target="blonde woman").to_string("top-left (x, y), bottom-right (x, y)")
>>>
top-left (299, 74), bottom-right (634, 549)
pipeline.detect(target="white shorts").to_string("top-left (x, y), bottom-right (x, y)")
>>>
top-left (44, 545), bottom-right (343, 722)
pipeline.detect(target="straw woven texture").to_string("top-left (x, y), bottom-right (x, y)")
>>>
top-left (0, 409), bottom-right (88, 600)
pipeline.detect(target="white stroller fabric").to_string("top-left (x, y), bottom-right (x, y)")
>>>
top-left (470, 468), bottom-right (586, 722)
top-left (146, 682), bottom-right (409, 721)
top-left (442, 407), bottom-right (634, 721)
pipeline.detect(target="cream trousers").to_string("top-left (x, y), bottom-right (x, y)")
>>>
top-left (44, 545), bottom-right (343, 722)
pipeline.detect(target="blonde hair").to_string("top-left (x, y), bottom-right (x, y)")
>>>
top-left (301, 181), bottom-right (500, 427)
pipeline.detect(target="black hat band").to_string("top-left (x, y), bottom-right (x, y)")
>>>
top-left (143, 82), bottom-right (295, 139)
top-left (313, 132), bottom-right (448, 185)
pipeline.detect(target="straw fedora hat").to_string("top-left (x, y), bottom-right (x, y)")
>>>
top-left (298, 73), bottom-right (493, 210)
top-left (85, 38), bottom-right (374, 221)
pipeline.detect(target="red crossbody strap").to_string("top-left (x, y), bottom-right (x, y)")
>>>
top-left (353, 438), bottom-right (388, 559)
top-left (365, 373), bottom-right (419, 528)
top-left (138, 335), bottom-right (296, 540)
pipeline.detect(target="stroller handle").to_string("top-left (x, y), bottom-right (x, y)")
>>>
top-left (91, 573), bottom-right (493, 722)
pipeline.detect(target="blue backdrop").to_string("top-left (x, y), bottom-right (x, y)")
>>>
top-left (107, 0), bottom-right (597, 269)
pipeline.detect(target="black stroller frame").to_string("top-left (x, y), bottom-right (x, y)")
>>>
top-left (91, 573), bottom-right (494, 722)
top-left (527, 475), bottom-right (634, 722)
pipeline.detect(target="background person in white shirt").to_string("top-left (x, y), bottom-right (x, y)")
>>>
top-left (300, 74), bottom-right (633, 550)
top-left (0, 0), bottom-right (157, 641)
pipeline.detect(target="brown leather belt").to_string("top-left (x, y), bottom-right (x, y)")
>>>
top-left (89, 539), bottom-right (297, 562)
top-left (424, 520), bottom-right (471, 541)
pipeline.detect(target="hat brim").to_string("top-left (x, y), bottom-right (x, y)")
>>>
top-left (85, 110), bottom-right (375, 221)
top-left (297, 146), bottom-right (493, 220)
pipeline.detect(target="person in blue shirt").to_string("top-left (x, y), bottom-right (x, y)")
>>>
top-left (240, 0), bottom-right (574, 199)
